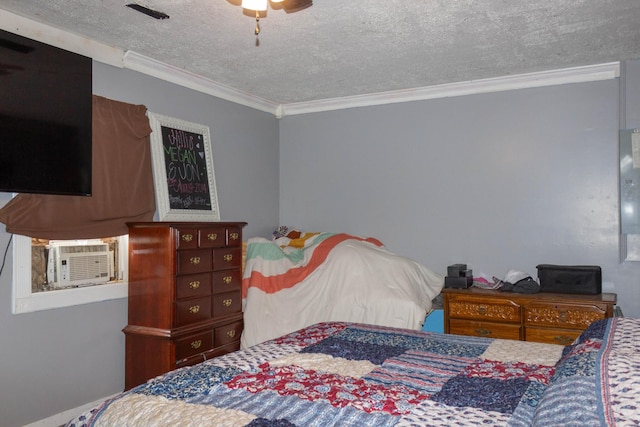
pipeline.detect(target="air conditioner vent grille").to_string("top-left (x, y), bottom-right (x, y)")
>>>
top-left (68, 254), bottom-right (110, 281)
top-left (59, 244), bottom-right (109, 254)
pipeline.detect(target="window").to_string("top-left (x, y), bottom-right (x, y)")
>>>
top-left (12, 234), bottom-right (128, 314)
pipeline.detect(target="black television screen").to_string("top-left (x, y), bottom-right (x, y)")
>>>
top-left (0, 29), bottom-right (92, 196)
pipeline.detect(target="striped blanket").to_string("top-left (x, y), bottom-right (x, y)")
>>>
top-left (66, 317), bottom-right (640, 426)
top-left (240, 233), bottom-right (444, 348)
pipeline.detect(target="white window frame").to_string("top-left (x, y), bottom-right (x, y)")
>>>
top-left (12, 233), bottom-right (128, 314)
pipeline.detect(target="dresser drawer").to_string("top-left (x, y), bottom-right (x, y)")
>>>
top-left (213, 269), bottom-right (241, 294)
top-left (449, 319), bottom-right (522, 340)
top-left (214, 321), bottom-right (243, 346)
top-left (448, 296), bottom-right (521, 323)
top-left (177, 248), bottom-right (213, 274)
top-left (199, 226), bottom-right (226, 248)
top-left (212, 291), bottom-right (241, 317)
top-left (175, 330), bottom-right (213, 361)
top-left (175, 341), bottom-right (241, 369)
top-left (176, 273), bottom-right (212, 299)
top-left (227, 227), bottom-right (243, 247)
top-left (176, 228), bottom-right (198, 249)
top-left (175, 296), bottom-right (212, 326)
top-left (525, 326), bottom-right (581, 346)
top-left (524, 302), bottom-right (607, 330)
top-left (213, 247), bottom-right (242, 271)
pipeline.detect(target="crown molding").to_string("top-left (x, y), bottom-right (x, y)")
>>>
top-left (123, 54), bottom-right (618, 118)
top-left (122, 51), bottom-right (281, 115)
top-left (280, 62), bottom-right (621, 117)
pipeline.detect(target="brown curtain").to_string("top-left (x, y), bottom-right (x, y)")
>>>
top-left (0, 95), bottom-right (156, 239)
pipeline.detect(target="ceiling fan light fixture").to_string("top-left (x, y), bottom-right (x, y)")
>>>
top-left (241, 0), bottom-right (268, 11)
top-left (239, 0), bottom-right (306, 40)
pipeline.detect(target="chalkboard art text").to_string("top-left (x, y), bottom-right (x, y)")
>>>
top-left (161, 126), bottom-right (212, 211)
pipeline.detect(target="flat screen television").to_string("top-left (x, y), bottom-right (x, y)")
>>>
top-left (0, 28), bottom-right (92, 196)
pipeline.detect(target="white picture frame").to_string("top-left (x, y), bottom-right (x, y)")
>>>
top-left (147, 111), bottom-right (220, 221)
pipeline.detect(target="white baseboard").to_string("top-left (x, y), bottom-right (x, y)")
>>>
top-left (23, 394), bottom-right (116, 427)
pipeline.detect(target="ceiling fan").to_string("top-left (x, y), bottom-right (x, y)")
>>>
top-left (125, 0), bottom-right (312, 44)
top-left (235, 0), bottom-right (313, 37)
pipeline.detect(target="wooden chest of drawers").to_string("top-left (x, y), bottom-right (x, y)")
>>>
top-left (443, 287), bottom-right (616, 345)
top-left (123, 221), bottom-right (246, 390)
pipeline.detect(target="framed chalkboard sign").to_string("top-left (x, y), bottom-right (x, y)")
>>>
top-left (148, 112), bottom-right (220, 221)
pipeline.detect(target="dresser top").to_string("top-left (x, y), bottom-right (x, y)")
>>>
top-left (127, 221), bottom-right (247, 228)
top-left (442, 287), bottom-right (617, 304)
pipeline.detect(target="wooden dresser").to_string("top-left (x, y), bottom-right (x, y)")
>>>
top-left (123, 221), bottom-right (246, 390)
top-left (443, 287), bottom-right (616, 345)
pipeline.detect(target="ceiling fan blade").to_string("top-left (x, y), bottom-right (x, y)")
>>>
top-left (280, 0), bottom-right (313, 13)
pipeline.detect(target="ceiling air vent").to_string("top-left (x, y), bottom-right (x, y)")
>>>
top-left (126, 3), bottom-right (169, 20)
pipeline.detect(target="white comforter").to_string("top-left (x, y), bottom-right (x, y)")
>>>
top-left (241, 233), bottom-right (444, 348)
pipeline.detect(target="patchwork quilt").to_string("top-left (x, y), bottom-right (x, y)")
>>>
top-left (66, 317), bottom-right (640, 426)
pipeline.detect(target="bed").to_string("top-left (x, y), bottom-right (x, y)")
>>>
top-left (241, 230), bottom-right (444, 348)
top-left (66, 316), bottom-right (639, 426)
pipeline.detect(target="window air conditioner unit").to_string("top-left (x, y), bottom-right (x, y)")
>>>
top-left (47, 243), bottom-right (113, 288)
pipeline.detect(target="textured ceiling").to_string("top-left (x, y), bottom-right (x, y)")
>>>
top-left (0, 0), bottom-right (639, 105)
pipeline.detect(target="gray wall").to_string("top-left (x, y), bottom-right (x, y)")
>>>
top-left (624, 61), bottom-right (640, 126)
top-left (0, 62), bottom-right (280, 427)
top-left (279, 67), bottom-right (640, 318)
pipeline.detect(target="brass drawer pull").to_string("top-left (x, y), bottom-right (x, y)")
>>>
top-left (474, 328), bottom-right (491, 337)
top-left (189, 280), bottom-right (200, 289)
top-left (224, 254), bottom-right (233, 262)
top-left (190, 340), bottom-right (202, 349)
top-left (229, 232), bottom-right (239, 241)
top-left (222, 298), bottom-right (233, 307)
top-left (190, 256), bottom-right (201, 265)
top-left (477, 306), bottom-right (487, 315)
top-left (553, 335), bottom-right (574, 345)
top-left (182, 234), bottom-right (194, 242)
top-left (207, 233), bottom-right (218, 241)
top-left (226, 330), bottom-right (236, 338)
top-left (189, 305), bottom-right (200, 314)
top-left (223, 276), bottom-right (232, 284)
